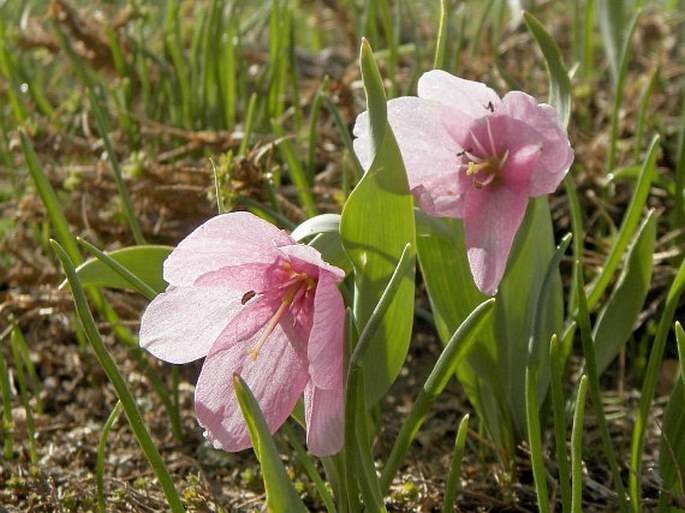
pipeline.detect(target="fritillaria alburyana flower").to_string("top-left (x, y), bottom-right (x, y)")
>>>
top-left (354, 70), bottom-right (574, 295)
top-left (139, 212), bottom-right (345, 456)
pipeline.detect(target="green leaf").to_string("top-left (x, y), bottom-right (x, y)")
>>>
top-left (571, 375), bottom-right (589, 513)
top-left (524, 11), bottom-right (572, 127)
top-left (442, 414), bottom-right (470, 513)
top-left (495, 197), bottom-right (564, 442)
top-left (414, 213), bottom-right (510, 450)
top-left (291, 214), bottom-right (341, 241)
top-left (21, 131), bottom-right (81, 264)
top-left (658, 328), bottom-right (685, 509)
top-left (593, 211), bottom-right (656, 375)
top-left (588, 135), bottom-right (659, 309)
top-left (415, 214), bottom-right (485, 343)
top-left (340, 40), bottom-right (416, 406)
top-left (595, 0), bottom-right (625, 84)
top-left (380, 298), bottom-right (496, 492)
top-left (71, 245), bottom-right (172, 295)
top-left (575, 261), bottom-right (629, 511)
top-left (51, 240), bottom-right (186, 513)
top-left (233, 376), bottom-right (308, 513)
top-left (631, 255), bottom-right (685, 506)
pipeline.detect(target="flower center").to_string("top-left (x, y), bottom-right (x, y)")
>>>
top-left (465, 151), bottom-right (509, 189)
top-left (248, 262), bottom-right (315, 361)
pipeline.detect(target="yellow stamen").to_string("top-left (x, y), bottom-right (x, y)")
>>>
top-left (249, 298), bottom-right (292, 360)
top-left (466, 160), bottom-right (492, 176)
top-left (247, 264), bottom-right (315, 360)
top-left (464, 150), bottom-right (509, 189)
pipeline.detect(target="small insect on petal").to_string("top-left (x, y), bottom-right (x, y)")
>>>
top-left (241, 290), bottom-right (256, 305)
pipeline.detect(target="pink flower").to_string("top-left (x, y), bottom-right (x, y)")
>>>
top-left (353, 70), bottom-right (573, 295)
top-left (139, 212), bottom-right (345, 456)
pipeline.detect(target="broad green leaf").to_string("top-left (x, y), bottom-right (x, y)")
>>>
top-left (593, 211), bottom-right (656, 375)
top-left (414, 212), bottom-right (510, 450)
top-left (524, 12), bottom-right (572, 127)
top-left (291, 214), bottom-right (341, 241)
top-left (658, 325), bottom-right (685, 510)
top-left (415, 213), bottom-right (484, 343)
top-left (415, 199), bottom-right (564, 454)
top-left (495, 197), bottom-right (564, 441)
top-left (308, 232), bottom-right (353, 276)
top-left (72, 245), bottom-right (172, 294)
top-left (233, 376), bottom-right (308, 513)
top-left (340, 40), bottom-right (416, 406)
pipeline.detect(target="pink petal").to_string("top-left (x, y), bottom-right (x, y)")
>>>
top-left (463, 187), bottom-right (529, 296)
top-left (139, 286), bottom-right (242, 364)
top-left (193, 261), bottom-right (284, 294)
top-left (304, 382), bottom-right (344, 456)
top-left (277, 244), bottom-right (346, 282)
top-left (500, 92), bottom-right (574, 195)
top-left (307, 272), bottom-right (344, 389)
top-left (417, 70), bottom-right (501, 119)
top-left (353, 97), bottom-right (464, 217)
top-left (462, 114), bottom-right (545, 194)
top-left (195, 298), bottom-right (309, 452)
top-left (164, 212), bottom-right (294, 287)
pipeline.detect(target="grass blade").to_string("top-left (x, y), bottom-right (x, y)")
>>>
top-left (575, 261), bottom-right (628, 512)
top-left (593, 211), bottom-right (656, 374)
top-left (571, 375), bottom-right (589, 513)
top-left (380, 298), bottom-right (496, 492)
top-left (629, 254), bottom-right (685, 509)
top-left (587, 135), bottom-right (659, 309)
top-left (271, 120), bottom-right (317, 217)
top-left (233, 375), bottom-right (308, 513)
top-left (10, 328), bottom-right (37, 467)
top-left (281, 423), bottom-right (337, 513)
top-left (550, 335), bottom-right (572, 513)
top-left (442, 414), bottom-right (469, 513)
top-left (596, 0), bottom-right (625, 84)
top-left (0, 335), bottom-right (13, 460)
top-left (525, 362), bottom-right (550, 513)
top-left (51, 240), bottom-right (186, 513)
top-left (523, 11), bottom-right (572, 127)
top-left (656, 323), bottom-right (685, 510)
top-left (606, 9), bottom-right (641, 174)
top-left (97, 401), bottom-right (123, 513)
top-left (76, 239), bottom-right (164, 300)
top-left (434, 0), bottom-right (450, 69)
